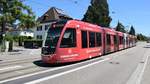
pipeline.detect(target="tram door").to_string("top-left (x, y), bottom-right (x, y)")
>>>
top-left (105, 34), bottom-right (111, 53)
top-left (113, 35), bottom-right (118, 51)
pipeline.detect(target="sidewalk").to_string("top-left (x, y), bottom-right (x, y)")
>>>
top-left (0, 47), bottom-right (41, 62)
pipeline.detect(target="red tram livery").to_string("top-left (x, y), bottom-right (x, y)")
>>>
top-left (42, 20), bottom-right (136, 64)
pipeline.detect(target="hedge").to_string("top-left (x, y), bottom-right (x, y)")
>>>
top-left (24, 39), bottom-right (43, 48)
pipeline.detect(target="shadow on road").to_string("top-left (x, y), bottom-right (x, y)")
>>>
top-left (109, 61), bottom-right (120, 64)
top-left (9, 49), bottom-right (23, 52)
top-left (33, 60), bottom-right (79, 68)
top-left (9, 53), bottom-right (22, 55)
top-left (33, 56), bottom-right (103, 68)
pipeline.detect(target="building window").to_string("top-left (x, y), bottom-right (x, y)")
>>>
top-left (37, 35), bottom-right (42, 39)
top-left (60, 28), bottom-right (76, 48)
top-left (81, 31), bottom-right (88, 48)
top-left (89, 32), bottom-right (95, 48)
top-left (37, 26), bottom-right (42, 31)
top-left (45, 25), bottom-right (50, 30)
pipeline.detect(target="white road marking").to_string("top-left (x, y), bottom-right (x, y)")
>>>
top-left (126, 54), bottom-right (149, 84)
top-left (24, 58), bottom-right (111, 84)
top-left (0, 65), bottom-right (23, 71)
top-left (136, 55), bottom-right (149, 84)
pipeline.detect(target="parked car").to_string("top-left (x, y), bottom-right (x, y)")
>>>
top-left (147, 40), bottom-right (150, 43)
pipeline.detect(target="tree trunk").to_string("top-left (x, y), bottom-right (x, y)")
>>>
top-left (8, 40), bottom-right (13, 52)
top-left (19, 36), bottom-right (23, 46)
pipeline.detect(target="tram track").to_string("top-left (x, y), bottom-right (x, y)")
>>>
top-left (0, 57), bottom-right (40, 67)
top-left (0, 63), bottom-right (38, 74)
top-left (0, 66), bottom-right (48, 81)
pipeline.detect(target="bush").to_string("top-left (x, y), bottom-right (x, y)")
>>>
top-left (17, 36), bottom-right (33, 46)
top-left (4, 34), bottom-right (13, 41)
top-left (24, 39), bottom-right (43, 48)
top-left (3, 34), bottom-right (13, 52)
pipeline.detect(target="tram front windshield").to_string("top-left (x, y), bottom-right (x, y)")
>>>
top-left (42, 27), bottom-right (63, 55)
top-left (45, 27), bottom-right (62, 47)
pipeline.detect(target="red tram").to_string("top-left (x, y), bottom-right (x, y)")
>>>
top-left (41, 20), bottom-right (136, 64)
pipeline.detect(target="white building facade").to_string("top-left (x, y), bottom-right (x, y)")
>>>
top-left (33, 22), bottom-right (51, 40)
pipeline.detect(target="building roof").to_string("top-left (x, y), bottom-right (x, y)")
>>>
top-left (37, 7), bottom-right (73, 23)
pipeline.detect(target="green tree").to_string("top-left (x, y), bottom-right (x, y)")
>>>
top-left (18, 14), bottom-right (39, 30)
top-left (137, 33), bottom-right (148, 41)
top-left (0, 0), bottom-right (36, 51)
top-left (129, 26), bottom-right (136, 35)
top-left (82, 0), bottom-right (111, 27)
top-left (116, 22), bottom-right (126, 33)
top-left (0, 0), bottom-right (34, 26)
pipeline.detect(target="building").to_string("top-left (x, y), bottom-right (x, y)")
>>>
top-left (33, 7), bottom-right (72, 40)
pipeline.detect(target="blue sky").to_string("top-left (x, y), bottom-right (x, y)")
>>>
top-left (24, 0), bottom-right (150, 36)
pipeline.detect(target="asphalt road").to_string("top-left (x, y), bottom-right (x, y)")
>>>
top-left (0, 42), bottom-right (150, 84)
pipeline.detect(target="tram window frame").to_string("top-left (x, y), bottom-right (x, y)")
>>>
top-left (89, 32), bottom-right (96, 48)
top-left (106, 34), bottom-right (111, 45)
top-left (81, 30), bottom-right (88, 48)
top-left (96, 33), bottom-right (102, 47)
top-left (60, 28), bottom-right (76, 48)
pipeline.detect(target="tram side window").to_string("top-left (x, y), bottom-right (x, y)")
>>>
top-left (121, 36), bottom-right (123, 44)
top-left (81, 31), bottom-right (88, 48)
top-left (89, 32), bottom-right (95, 48)
top-left (96, 33), bottom-right (102, 47)
top-left (114, 35), bottom-right (117, 45)
top-left (60, 28), bottom-right (76, 48)
top-left (106, 34), bottom-right (111, 45)
top-left (126, 37), bottom-right (128, 45)
top-left (119, 36), bottom-right (123, 44)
